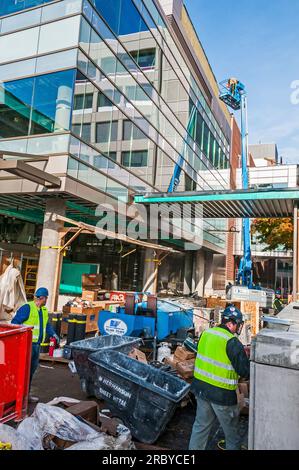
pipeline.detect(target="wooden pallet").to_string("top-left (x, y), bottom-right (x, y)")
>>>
top-left (39, 353), bottom-right (69, 364)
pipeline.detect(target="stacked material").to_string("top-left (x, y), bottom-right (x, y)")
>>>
top-left (164, 346), bottom-right (196, 380)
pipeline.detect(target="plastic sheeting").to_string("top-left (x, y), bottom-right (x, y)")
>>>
top-left (0, 263), bottom-right (27, 321)
top-left (0, 424), bottom-right (38, 450)
top-left (29, 403), bottom-right (99, 443)
top-left (16, 403), bottom-right (134, 450)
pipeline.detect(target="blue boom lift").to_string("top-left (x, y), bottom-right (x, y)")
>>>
top-left (219, 79), bottom-right (253, 287)
top-left (219, 79), bottom-right (274, 308)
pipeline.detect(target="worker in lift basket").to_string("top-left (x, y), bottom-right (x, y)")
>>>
top-left (11, 287), bottom-right (60, 403)
top-left (189, 305), bottom-right (250, 451)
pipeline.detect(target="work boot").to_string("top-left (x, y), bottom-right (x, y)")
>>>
top-left (28, 395), bottom-right (39, 404)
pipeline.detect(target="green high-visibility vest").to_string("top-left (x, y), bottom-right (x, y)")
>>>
top-left (23, 301), bottom-right (49, 344)
top-left (194, 327), bottom-right (239, 390)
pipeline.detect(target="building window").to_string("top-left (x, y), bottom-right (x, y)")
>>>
top-left (94, 0), bottom-right (148, 36)
top-left (96, 121), bottom-right (118, 143)
top-left (185, 174), bottom-right (196, 191)
top-left (202, 123), bottom-right (210, 158)
top-left (81, 123), bottom-right (91, 142)
top-left (0, 69), bottom-right (76, 138)
top-left (72, 123), bottom-right (91, 143)
top-left (125, 85), bottom-right (150, 102)
top-left (74, 93), bottom-right (93, 110)
top-left (0, 0), bottom-right (52, 17)
top-left (94, 152), bottom-right (116, 169)
top-left (130, 49), bottom-right (156, 69)
top-left (123, 120), bottom-right (146, 140)
top-left (97, 92), bottom-right (113, 108)
top-left (122, 150), bottom-right (148, 167)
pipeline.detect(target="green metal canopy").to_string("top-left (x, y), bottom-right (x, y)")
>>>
top-left (134, 188), bottom-right (299, 218)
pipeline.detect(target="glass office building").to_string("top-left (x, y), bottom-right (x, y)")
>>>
top-left (0, 0), bottom-right (232, 294)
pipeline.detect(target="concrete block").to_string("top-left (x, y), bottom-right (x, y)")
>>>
top-left (249, 362), bottom-right (299, 450)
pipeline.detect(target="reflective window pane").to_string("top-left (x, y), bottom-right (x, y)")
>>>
top-left (96, 121), bottom-right (118, 143)
top-left (1, 7), bottom-right (41, 33)
top-left (30, 69), bottom-right (76, 134)
top-left (0, 26), bottom-right (39, 63)
top-left (38, 16), bottom-right (81, 55)
top-left (0, 68), bottom-right (76, 138)
top-left (123, 120), bottom-right (146, 141)
top-left (93, 0), bottom-right (148, 36)
top-left (121, 150), bottom-right (148, 167)
top-left (41, 0), bottom-right (82, 22)
top-left (0, 0), bottom-right (52, 17)
top-left (0, 76), bottom-right (33, 137)
top-left (0, 58), bottom-right (36, 82)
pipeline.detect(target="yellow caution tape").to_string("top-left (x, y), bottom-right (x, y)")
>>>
top-left (76, 321), bottom-right (86, 324)
top-left (40, 246), bottom-right (61, 250)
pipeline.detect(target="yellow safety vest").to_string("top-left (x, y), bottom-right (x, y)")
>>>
top-left (194, 327), bottom-right (239, 390)
top-left (23, 301), bottom-right (49, 344)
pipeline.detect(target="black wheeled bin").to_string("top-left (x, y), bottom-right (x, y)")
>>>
top-left (88, 350), bottom-right (191, 444)
top-left (70, 335), bottom-right (142, 396)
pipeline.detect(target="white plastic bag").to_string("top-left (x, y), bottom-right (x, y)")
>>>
top-left (31, 403), bottom-right (99, 443)
top-left (0, 424), bottom-right (38, 450)
top-left (17, 417), bottom-right (44, 450)
top-left (66, 426), bottom-right (135, 451)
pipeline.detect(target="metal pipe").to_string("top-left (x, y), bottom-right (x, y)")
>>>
top-left (293, 202), bottom-right (298, 301)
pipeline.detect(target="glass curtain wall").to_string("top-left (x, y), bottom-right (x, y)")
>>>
top-left (0, 69), bottom-right (76, 138)
top-left (78, 7), bottom-right (227, 193)
top-left (0, 0), bottom-right (54, 16)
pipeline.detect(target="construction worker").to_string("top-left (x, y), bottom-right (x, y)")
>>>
top-left (189, 305), bottom-right (250, 451)
top-left (273, 291), bottom-right (283, 315)
top-left (228, 78), bottom-right (238, 97)
top-left (11, 287), bottom-right (59, 402)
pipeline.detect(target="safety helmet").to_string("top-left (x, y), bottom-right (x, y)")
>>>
top-left (35, 287), bottom-right (49, 298)
top-left (221, 305), bottom-right (243, 325)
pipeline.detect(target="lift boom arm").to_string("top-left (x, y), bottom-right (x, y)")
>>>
top-left (219, 79), bottom-right (253, 287)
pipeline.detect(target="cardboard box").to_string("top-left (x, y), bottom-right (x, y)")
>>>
top-left (82, 290), bottom-right (98, 302)
top-left (176, 359), bottom-right (195, 379)
top-left (128, 348), bottom-right (148, 364)
top-left (82, 273), bottom-right (103, 289)
top-left (164, 354), bottom-right (180, 368)
top-left (67, 401), bottom-right (98, 424)
top-left (174, 346), bottom-right (196, 362)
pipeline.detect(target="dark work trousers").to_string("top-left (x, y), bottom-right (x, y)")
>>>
top-left (189, 391), bottom-right (241, 450)
top-left (30, 343), bottom-right (41, 387)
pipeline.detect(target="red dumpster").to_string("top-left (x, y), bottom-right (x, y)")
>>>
top-left (0, 323), bottom-right (33, 423)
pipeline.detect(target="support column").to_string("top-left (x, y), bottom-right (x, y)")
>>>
top-left (293, 202), bottom-right (299, 301)
top-left (183, 252), bottom-right (193, 295)
top-left (204, 251), bottom-right (214, 297)
top-left (143, 248), bottom-right (158, 294)
top-left (37, 199), bottom-right (66, 312)
top-left (192, 250), bottom-right (205, 297)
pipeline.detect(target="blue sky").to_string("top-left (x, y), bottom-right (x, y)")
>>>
top-left (185, 0), bottom-right (299, 163)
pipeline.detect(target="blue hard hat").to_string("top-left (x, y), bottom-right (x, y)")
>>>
top-left (35, 287), bottom-right (49, 298)
top-left (222, 305), bottom-right (243, 324)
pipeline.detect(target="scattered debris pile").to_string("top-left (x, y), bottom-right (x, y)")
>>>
top-left (0, 401), bottom-right (134, 451)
